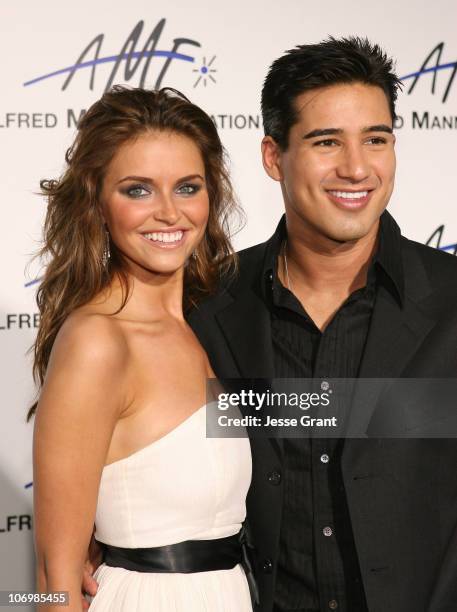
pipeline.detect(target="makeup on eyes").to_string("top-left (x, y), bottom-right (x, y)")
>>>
top-left (119, 183), bottom-right (151, 198)
top-left (117, 174), bottom-right (205, 199)
top-left (120, 182), bottom-right (203, 200)
top-left (176, 182), bottom-right (202, 195)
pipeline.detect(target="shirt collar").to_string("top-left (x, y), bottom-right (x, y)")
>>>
top-left (261, 210), bottom-right (405, 306)
top-left (261, 215), bottom-right (287, 298)
top-left (374, 211), bottom-right (405, 305)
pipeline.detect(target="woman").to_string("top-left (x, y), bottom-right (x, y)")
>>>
top-left (30, 86), bottom-right (252, 611)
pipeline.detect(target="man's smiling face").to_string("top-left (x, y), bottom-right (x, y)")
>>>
top-left (264, 82), bottom-right (396, 249)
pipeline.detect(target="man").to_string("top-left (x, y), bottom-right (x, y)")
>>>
top-left (188, 37), bottom-right (457, 612)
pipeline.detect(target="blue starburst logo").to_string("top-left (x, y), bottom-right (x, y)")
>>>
top-left (193, 55), bottom-right (217, 88)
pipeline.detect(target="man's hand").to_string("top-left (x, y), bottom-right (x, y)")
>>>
top-left (81, 536), bottom-right (103, 610)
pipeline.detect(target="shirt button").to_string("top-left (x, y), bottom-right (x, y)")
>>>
top-left (267, 470), bottom-right (282, 485)
top-left (323, 526), bottom-right (333, 537)
top-left (329, 600), bottom-right (338, 610)
top-left (261, 558), bottom-right (273, 573)
top-left (320, 453), bottom-right (330, 464)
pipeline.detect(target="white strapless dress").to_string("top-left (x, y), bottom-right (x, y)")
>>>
top-left (89, 404), bottom-right (253, 611)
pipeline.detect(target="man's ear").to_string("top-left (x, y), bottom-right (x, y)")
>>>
top-left (261, 136), bottom-right (283, 182)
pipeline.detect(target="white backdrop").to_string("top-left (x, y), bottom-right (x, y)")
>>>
top-left (1, 0), bottom-right (456, 606)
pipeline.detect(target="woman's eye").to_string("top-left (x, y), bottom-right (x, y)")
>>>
top-left (176, 183), bottom-right (200, 195)
top-left (126, 185), bottom-right (149, 198)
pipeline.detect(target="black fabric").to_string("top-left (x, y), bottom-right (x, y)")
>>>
top-left (187, 210), bottom-right (457, 612)
top-left (262, 218), bottom-right (395, 612)
top-left (102, 533), bottom-right (242, 573)
top-left (102, 529), bottom-right (260, 605)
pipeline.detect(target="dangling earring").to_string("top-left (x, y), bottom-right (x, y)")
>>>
top-left (102, 229), bottom-right (110, 266)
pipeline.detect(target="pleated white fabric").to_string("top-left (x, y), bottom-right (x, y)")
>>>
top-left (89, 404), bottom-right (253, 611)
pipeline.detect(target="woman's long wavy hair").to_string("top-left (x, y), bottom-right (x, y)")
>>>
top-left (28, 86), bottom-right (241, 419)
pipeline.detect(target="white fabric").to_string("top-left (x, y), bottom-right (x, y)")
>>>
top-left (89, 404), bottom-right (253, 611)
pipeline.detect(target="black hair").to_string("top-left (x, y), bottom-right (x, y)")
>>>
top-left (261, 36), bottom-right (402, 149)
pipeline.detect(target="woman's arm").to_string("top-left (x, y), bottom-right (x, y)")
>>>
top-left (33, 314), bottom-right (128, 611)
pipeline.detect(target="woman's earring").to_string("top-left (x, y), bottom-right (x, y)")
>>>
top-left (102, 229), bottom-right (110, 266)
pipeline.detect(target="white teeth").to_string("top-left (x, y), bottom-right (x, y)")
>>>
top-left (143, 231), bottom-right (183, 243)
top-left (329, 190), bottom-right (368, 199)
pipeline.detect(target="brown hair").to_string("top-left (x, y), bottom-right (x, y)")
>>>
top-left (28, 86), bottom-right (241, 419)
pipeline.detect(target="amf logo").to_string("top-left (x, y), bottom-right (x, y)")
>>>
top-left (24, 19), bottom-right (216, 93)
top-left (397, 42), bottom-right (457, 130)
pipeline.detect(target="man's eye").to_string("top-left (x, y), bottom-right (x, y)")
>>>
top-left (177, 183), bottom-right (200, 195)
top-left (366, 136), bottom-right (387, 145)
top-left (126, 185), bottom-right (149, 198)
top-left (314, 139), bottom-right (338, 147)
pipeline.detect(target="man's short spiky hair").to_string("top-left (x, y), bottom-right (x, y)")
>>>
top-left (261, 36), bottom-right (402, 150)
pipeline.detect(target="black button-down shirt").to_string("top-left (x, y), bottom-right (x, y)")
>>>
top-left (262, 213), bottom-right (404, 612)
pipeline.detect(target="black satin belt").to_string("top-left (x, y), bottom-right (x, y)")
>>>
top-left (102, 533), bottom-right (241, 573)
top-left (99, 527), bottom-right (260, 605)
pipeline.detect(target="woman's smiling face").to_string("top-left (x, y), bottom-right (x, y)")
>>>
top-left (101, 130), bottom-right (210, 277)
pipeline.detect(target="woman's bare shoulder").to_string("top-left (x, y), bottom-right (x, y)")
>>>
top-left (37, 309), bottom-right (132, 426)
top-left (51, 308), bottom-right (129, 374)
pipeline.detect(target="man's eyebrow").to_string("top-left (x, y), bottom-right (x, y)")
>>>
top-left (362, 124), bottom-right (393, 134)
top-left (302, 128), bottom-right (343, 140)
top-left (302, 124), bottom-right (394, 140)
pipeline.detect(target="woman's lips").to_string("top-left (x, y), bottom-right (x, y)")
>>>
top-left (140, 229), bottom-right (187, 249)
